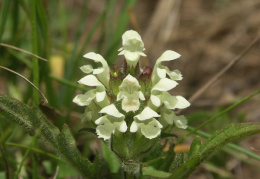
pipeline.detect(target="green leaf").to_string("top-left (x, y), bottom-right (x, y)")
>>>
top-left (187, 137), bottom-right (201, 158)
top-left (143, 157), bottom-right (165, 169)
top-left (57, 125), bottom-right (93, 177)
top-left (170, 123), bottom-right (260, 179)
top-left (159, 145), bottom-right (175, 172)
top-left (142, 166), bottom-right (171, 178)
top-left (31, 0), bottom-right (40, 106)
top-left (169, 152), bottom-right (184, 173)
top-left (0, 0), bottom-right (11, 41)
top-left (102, 142), bottom-right (121, 173)
top-left (0, 95), bottom-right (94, 178)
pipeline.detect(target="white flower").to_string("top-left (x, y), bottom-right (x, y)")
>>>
top-left (82, 52), bottom-right (110, 88)
top-left (149, 78), bottom-right (178, 108)
top-left (73, 74), bottom-right (109, 108)
top-left (95, 104), bottom-right (127, 140)
top-left (148, 50), bottom-right (190, 110)
top-left (152, 50), bottom-right (182, 85)
top-left (160, 92), bottom-right (190, 110)
top-left (73, 52), bottom-right (111, 108)
top-left (130, 107), bottom-right (163, 139)
top-left (118, 30), bottom-right (146, 67)
top-left (159, 106), bottom-right (188, 129)
top-left (117, 74), bottom-right (145, 112)
top-left (81, 101), bottom-right (101, 123)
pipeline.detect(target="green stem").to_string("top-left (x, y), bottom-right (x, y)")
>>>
top-left (31, 0), bottom-right (39, 106)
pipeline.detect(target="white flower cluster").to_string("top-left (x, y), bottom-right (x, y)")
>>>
top-left (73, 30), bottom-right (190, 140)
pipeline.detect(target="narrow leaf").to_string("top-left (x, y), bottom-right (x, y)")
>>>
top-left (187, 137), bottom-right (201, 158)
top-left (0, 0), bottom-right (11, 40)
top-left (170, 123), bottom-right (260, 179)
top-left (102, 142), bottom-right (121, 173)
top-left (142, 166), bottom-right (171, 178)
top-left (159, 145), bottom-right (175, 172)
top-left (169, 152), bottom-right (184, 172)
top-left (0, 95), bottom-right (93, 178)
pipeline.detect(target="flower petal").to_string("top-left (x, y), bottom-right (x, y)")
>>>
top-left (131, 119), bottom-right (163, 139)
top-left (159, 107), bottom-right (175, 125)
top-left (78, 75), bottom-right (103, 87)
top-left (159, 107), bottom-right (188, 129)
top-left (152, 50), bottom-right (181, 84)
top-left (80, 65), bottom-right (93, 74)
top-left (119, 30), bottom-right (145, 67)
top-left (95, 115), bottom-right (127, 140)
top-left (152, 78), bottom-right (178, 92)
top-left (134, 107), bottom-right (160, 121)
top-left (83, 52), bottom-right (110, 87)
top-left (130, 121), bottom-right (138, 132)
top-left (118, 121), bottom-right (127, 132)
top-left (95, 116), bottom-right (114, 140)
top-left (73, 89), bottom-right (96, 106)
top-left (139, 91), bottom-right (145, 100)
top-left (117, 74), bottom-right (144, 112)
top-left (167, 69), bottom-right (183, 81)
top-left (99, 104), bottom-right (125, 119)
top-left (96, 91), bottom-right (106, 102)
top-left (156, 50), bottom-right (181, 64)
top-left (150, 95), bottom-right (161, 107)
top-left (161, 92), bottom-right (178, 109)
top-left (173, 115), bottom-right (187, 129)
top-left (175, 96), bottom-right (190, 109)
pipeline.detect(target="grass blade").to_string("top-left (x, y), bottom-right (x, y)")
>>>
top-left (31, 0), bottom-right (40, 106)
top-left (0, 66), bottom-right (48, 103)
top-left (0, 43), bottom-right (47, 61)
top-left (0, 0), bottom-right (11, 41)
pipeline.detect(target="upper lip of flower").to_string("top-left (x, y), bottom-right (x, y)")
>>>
top-left (118, 30), bottom-right (146, 67)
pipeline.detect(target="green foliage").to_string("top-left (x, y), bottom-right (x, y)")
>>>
top-left (170, 123), bottom-right (260, 179)
top-left (142, 166), bottom-right (171, 178)
top-left (0, 95), bottom-right (94, 178)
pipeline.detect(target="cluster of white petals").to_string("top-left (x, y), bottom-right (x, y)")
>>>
top-left (73, 30), bottom-right (190, 140)
top-left (117, 74), bottom-right (145, 112)
top-left (118, 30), bottom-right (146, 68)
top-left (148, 50), bottom-right (190, 128)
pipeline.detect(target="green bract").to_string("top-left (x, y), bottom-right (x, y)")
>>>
top-left (73, 30), bottom-right (190, 140)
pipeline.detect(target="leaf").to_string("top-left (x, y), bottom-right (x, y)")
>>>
top-left (159, 145), bottom-right (175, 172)
top-left (169, 152), bottom-right (184, 173)
top-left (0, 0), bottom-right (11, 41)
top-left (170, 123), bottom-right (260, 179)
top-left (102, 141), bottom-right (121, 173)
top-left (0, 95), bottom-right (94, 178)
top-left (142, 166), bottom-right (171, 178)
top-left (143, 157), bottom-right (165, 169)
top-left (187, 137), bottom-right (201, 158)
